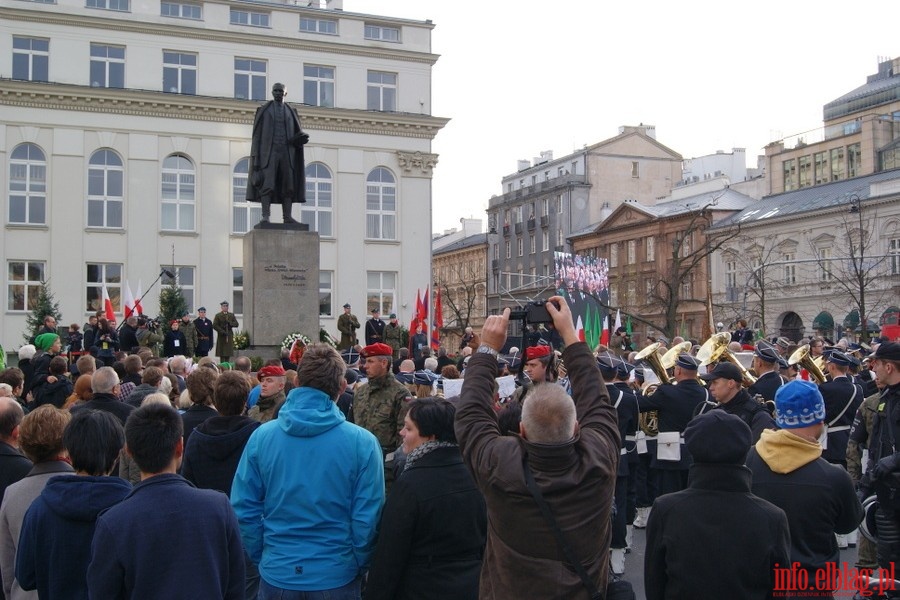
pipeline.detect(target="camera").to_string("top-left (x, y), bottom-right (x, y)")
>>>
top-left (510, 299), bottom-right (559, 324)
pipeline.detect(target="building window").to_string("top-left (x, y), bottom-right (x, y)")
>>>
top-left (163, 51), bottom-right (197, 94)
top-left (7, 261), bottom-right (45, 312)
top-left (161, 154), bottom-right (195, 232)
top-left (609, 243), bottom-right (618, 268)
top-left (365, 167), bottom-right (396, 240)
top-left (626, 240), bottom-right (636, 264)
top-left (783, 253), bottom-right (796, 285)
top-left (817, 247), bottom-right (833, 282)
top-left (232, 268), bottom-right (243, 314)
top-left (8, 143), bottom-right (46, 225)
top-left (364, 23), bottom-right (400, 42)
top-left (798, 155), bottom-right (812, 188)
top-left (230, 8), bottom-right (269, 27)
top-left (529, 235), bottom-right (536, 254)
top-left (12, 37), bottom-right (49, 82)
top-left (303, 65), bottom-right (334, 108)
top-left (542, 263), bottom-right (550, 278)
top-left (493, 244), bottom-right (499, 260)
top-left (645, 277), bottom-right (655, 297)
top-left (680, 273), bottom-right (693, 299)
top-left (513, 206), bottom-right (522, 223)
top-left (87, 149), bottom-right (124, 228)
top-left (783, 159), bottom-right (796, 191)
top-left (541, 198), bottom-right (549, 217)
top-left (830, 147), bottom-right (845, 181)
top-left (557, 227), bottom-right (563, 249)
top-left (542, 230), bottom-right (549, 251)
top-left (367, 71), bottom-right (397, 111)
top-left (814, 151), bottom-right (828, 185)
top-left (557, 195), bottom-right (563, 213)
top-left (530, 266), bottom-right (536, 282)
top-left (302, 162), bottom-right (333, 236)
top-left (847, 143), bottom-right (862, 178)
top-left (505, 241), bottom-right (510, 259)
top-left (725, 260), bottom-right (737, 289)
top-left (646, 236), bottom-right (655, 262)
top-left (300, 17), bottom-right (337, 34)
top-left (87, 0), bottom-right (129, 11)
top-left (234, 58), bottom-right (266, 101)
top-left (367, 271), bottom-right (395, 315)
top-left (86, 263), bottom-right (121, 314)
top-left (626, 281), bottom-right (637, 306)
top-left (319, 270), bottom-right (333, 317)
top-left (889, 237), bottom-right (900, 275)
top-left (161, 1), bottom-right (201, 19)
top-left (517, 238), bottom-right (523, 257)
top-left (161, 266), bottom-right (194, 311)
top-left (232, 158), bottom-right (261, 234)
top-left (90, 44), bottom-right (125, 88)
top-left (631, 161), bottom-right (639, 178)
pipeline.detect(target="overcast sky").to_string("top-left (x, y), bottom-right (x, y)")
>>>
top-left (351, 0), bottom-right (897, 234)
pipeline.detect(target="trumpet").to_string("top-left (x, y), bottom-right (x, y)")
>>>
top-left (788, 344), bottom-right (827, 385)
top-left (697, 332), bottom-right (758, 387)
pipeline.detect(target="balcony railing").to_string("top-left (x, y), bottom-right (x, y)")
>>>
top-left (502, 224), bottom-right (510, 237)
top-left (527, 218), bottom-right (536, 231)
top-left (515, 222), bottom-right (523, 234)
top-left (540, 214), bottom-right (550, 227)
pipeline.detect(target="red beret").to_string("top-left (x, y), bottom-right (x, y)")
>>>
top-left (525, 345), bottom-right (551, 361)
top-left (363, 343), bottom-right (393, 358)
top-left (258, 365), bottom-right (286, 378)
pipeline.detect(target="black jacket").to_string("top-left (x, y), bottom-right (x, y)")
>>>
top-left (748, 370), bottom-right (785, 402)
top-left (31, 376), bottom-right (73, 410)
top-left (70, 392), bottom-right (135, 425)
top-left (118, 324), bottom-right (139, 353)
top-left (819, 375), bottom-right (864, 463)
top-left (0, 441), bottom-right (32, 502)
top-left (163, 330), bottom-right (188, 358)
top-left (717, 389), bottom-right (776, 443)
top-left (181, 416), bottom-right (260, 497)
top-left (181, 404), bottom-right (219, 447)
top-left (645, 463), bottom-right (790, 600)
top-left (607, 383), bottom-right (638, 476)
top-left (366, 446), bottom-right (486, 600)
top-left (640, 379), bottom-right (710, 469)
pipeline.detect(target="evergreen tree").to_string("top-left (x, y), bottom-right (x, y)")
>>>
top-left (23, 281), bottom-right (63, 343)
top-left (158, 280), bottom-right (188, 326)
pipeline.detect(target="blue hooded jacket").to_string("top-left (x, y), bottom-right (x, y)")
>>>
top-left (231, 386), bottom-right (384, 591)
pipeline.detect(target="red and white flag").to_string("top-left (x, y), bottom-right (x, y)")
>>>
top-left (575, 315), bottom-right (586, 342)
top-left (613, 309), bottom-right (622, 334)
top-left (134, 279), bottom-right (144, 316)
top-left (123, 281), bottom-right (136, 319)
top-left (102, 284), bottom-right (115, 321)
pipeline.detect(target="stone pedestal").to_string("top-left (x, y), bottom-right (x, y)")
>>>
top-left (243, 223), bottom-right (319, 358)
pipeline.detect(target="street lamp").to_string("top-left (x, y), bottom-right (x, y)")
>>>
top-left (848, 194), bottom-right (868, 343)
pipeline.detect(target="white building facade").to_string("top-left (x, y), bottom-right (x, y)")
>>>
top-left (0, 0), bottom-right (446, 350)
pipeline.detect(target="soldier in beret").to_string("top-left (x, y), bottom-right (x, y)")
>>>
top-left (248, 365), bottom-right (287, 424)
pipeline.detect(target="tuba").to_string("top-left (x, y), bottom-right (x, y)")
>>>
top-left (634, 342), bottom-right (672, 436)
top-left (662, 341), bottom-right (705, 386)
top-left (697, 332), bottom-right (758, 387)
top-left (788, 344), bottom-right (827, 384)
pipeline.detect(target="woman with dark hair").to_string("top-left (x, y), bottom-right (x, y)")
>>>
top-left (366, 398), bottom-right (486, 600)
top-left (16, 410), bottom-right (131, 599)
top-left (93, 318), bottom-right (119, 367)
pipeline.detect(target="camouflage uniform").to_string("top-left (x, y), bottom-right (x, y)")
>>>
top-left (847, 391), bottom-right (881, 569)
top-left (179, 319), bottom-right (198, 357)
top-left (383, 323), bottom-right (403, 360)
top-left (353, 373), bottom-right (412, 455)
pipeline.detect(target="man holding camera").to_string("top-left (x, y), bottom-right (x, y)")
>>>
top-left (136, 317), bottom-right (163, 357)
top-left (455, 297), bottom-right (620, 599)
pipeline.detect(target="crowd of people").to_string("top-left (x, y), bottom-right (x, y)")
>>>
top-left (0, 300), bottom-right (898, 599)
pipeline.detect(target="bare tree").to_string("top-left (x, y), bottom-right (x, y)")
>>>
top-left (434, 261), bottom-right (485, 348)
top-left (720, 235), bottom-right (793, 337)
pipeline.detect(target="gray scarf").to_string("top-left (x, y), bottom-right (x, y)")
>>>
top-left (403, 440), bottom-right (457, 472)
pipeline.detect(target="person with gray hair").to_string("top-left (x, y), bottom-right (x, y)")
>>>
top-left (70, 367), bottom-right (134, 425)
top-left (0, 397), bottom-right (30, 507)
top-left (454, 296), bottom-right (620, 599)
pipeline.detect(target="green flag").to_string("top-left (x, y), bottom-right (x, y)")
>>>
top-left (626, 315), bottom-right (632, 336)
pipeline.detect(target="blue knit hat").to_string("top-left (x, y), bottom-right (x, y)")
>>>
top-left (774, 380), bottom-right (825, 429)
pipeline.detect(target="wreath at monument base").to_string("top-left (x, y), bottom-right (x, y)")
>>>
top-left (282, 332), bottom-right (311, 364)
top-left (233, 331), bottom-right (250, 350)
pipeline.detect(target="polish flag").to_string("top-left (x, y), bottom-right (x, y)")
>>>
top-left (102, 284), bottom-right (115, 321)
top-left (576, 315), bottom-right (585, 342)
top-left (599, 312), bottom-right (610, 346)
top-left (613, 309), bottom-right (622, 335)
top-left (134, 280), bottom-right (144, 316)
top-left (123, 281), bottom-right (136, 319)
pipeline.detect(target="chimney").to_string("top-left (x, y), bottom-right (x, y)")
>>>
top-left (517, 159), bottom-right (531, 171)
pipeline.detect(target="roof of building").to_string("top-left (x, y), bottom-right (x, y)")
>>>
top-left (709, 168), bottom-right (900, 230)
top-left (432, 232), bottom-right (488, 255)
top-left (824, 58), bottom-right (900, 121)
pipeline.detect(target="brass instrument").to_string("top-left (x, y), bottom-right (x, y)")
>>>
top-left (661, 341), bottom-right (693, 370)
top-left (696, 332), bottom-right (758, 387)
top-left (788, 344), bottom-right (827, 385)
top-left (634, 342), bottom-right (672, 436)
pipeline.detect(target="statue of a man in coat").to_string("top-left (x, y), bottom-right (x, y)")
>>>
top-left (247, 82), bottom-right (309, 224)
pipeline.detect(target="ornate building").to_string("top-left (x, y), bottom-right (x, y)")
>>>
top-left (432, 232), bottom-right (487, 352)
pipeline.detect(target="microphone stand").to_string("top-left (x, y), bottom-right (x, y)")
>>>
top-left (116, 269), bottom-right (174, 332)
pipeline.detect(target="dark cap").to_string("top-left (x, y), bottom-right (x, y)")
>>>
top-left (700, 362), bottom-right (743, 383)
top-left (344, 369), bottom-right (359, 385)
top-left (596, 353), bottom-right (618, 374)
top-left (197, 307), bottom-right (206, 312)
top-left (872, 341), bottom-right (900, 361)
top-left (777, 357), bottom-right (790, 370)
top-left (775, 337), bottom-right (791, 349)
top-left (220, 300), bottom-right (229, 306)
top-left (754, 341), bottom-right (780, 363)
top-left (343, 303), bottom-right (351, 309)
top-left (675, 354), bottom-right (701, 371)
top-left (371, 308), bottom-right (379, 314)
top-left (827, 350), bottom-right (852, 367)
top-left (389, 313), bottom-right (397, 319)
top-left (340, 349), bottom-right (360, 365)
top-left (685, 411), bottom-right (751, 464)
top-left (615, 361), bottom-right (633, 379)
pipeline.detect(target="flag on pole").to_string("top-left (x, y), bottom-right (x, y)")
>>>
top-left (599, 311), bottom-right (610, 346)
top-left (134, 279), bottom-right (144, 316)
top-left (613, 309), bottom-right (622, 335)
top-left (410, 289), bottom-right (423, 354)
top-left (575, 315), bottom-right (585, 343)
top-left (101, 284), bottom-right (115, 321)
top-left (431, 288), bottom-right (443, 350)
top-left (123, 281), bottom-right (136, 319)
top-left (626, 315), bottom-right (632, 336)
top-left (415, 289), bottom-right (425, 326)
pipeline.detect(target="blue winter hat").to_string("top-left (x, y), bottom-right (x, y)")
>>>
top-left (774, 380), bottom-right (826, 429)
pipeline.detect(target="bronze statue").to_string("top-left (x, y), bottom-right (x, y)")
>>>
top-left (247, 82), bottom-right (309, 224)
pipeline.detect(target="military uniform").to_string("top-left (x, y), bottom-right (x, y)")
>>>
top-left (748, 370), bottom-right (786, 402)
top-left (353, 373), bottom-right (412, 455)
top-left (848, 391), bottom-right (881, 569)
top-left (383, 322), bottom-right (402, 359)
top-left (179, 318), bottom-right (198, 358)
top-left (337, 310), bottom-right (360, 350)
top-left (820, 374), bottom-right (864, 466)
top-left (213, 305), bottom-right (239, 362)
top-left (193, 312), bottom-right (214, 357)
top-left (365, 316), bottom-right (386, 346)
